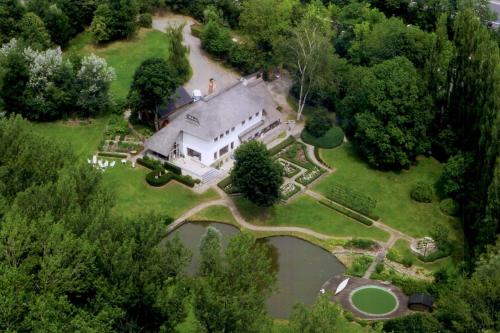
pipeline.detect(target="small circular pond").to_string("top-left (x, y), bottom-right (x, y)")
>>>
top-left (167, 222), bottom-right (345, 319)
top-left (350, 285), bottom-right (398, 316)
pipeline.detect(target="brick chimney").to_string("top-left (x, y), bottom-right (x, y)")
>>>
top-left (208, 78), bottom-right (216, 95)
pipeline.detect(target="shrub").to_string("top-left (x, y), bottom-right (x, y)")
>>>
top-left (439, 198), bottom-right (459, 216)
top-left (173, 173), bottom-right (196, 187)
top-left (318, 200), bottom-right (374, 226)
top-left (346, 255), bottom-right (373, 277)
top-left (98, 152), bottom-right (128, 158)
top-left (146, 170), bottom-right (173, 187)
top-left (325, 184), bottom-right (378, 220)
top-left (164, 161), bottom-right (182, 175)
top-left (301, 126), bottom-right (344, 149)
top-left (305, 109), bottom-right (331, 137)
top-left (269, 136), bottom-right (295, 155)
top-left (314, 147), bottom-right (330, 168)
top-left (138, 13), bottom-right (152, 28)
top-left (410, 182), bottom-right (433, 203)
top-left (201, 20), bottom-right (232, 58)
top-left (191, 23), bottom-right (204, 38)
top-left (375, 262), bottom-right (384, 274)
top-left (345, 238), bottom-right (378, 250)
top-left (137, 156), bottom-right (163, 170)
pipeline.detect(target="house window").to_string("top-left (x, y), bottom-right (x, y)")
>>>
top-left (226, 130), bottom-right (229, 135)
top-left (220, 133), bottom-right (224, 138)
top-left (214, 137), bottom-right (218, 142)
top-left (231, 127), bottom-right (235, 132)
top-left (242, 120), bottom-right (246, 125)
top-left (214, 152), bottom-right (217, 159)
top-left (256, 112), bottom-right (259, 116)
top-left (219, 145), bottom-right (229, 156)
top-left (231, 142), bottom-right (234, 149)
top-left (187, 148), bottom-right (202, 160)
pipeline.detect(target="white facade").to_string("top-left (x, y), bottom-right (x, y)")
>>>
top-left (180, 111), bottom-right (264, 166)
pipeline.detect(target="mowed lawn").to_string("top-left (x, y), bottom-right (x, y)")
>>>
top-left (314, 144), bottom-right (461, 240)
top-left (68, 29), bottom-right (171, 100)
top-left (190, 205), bottom-right (238, 225)
top-left (102, 164), bottom-right (219, 219)
top-left (234, 195), bottom-right (390, 241)
top-left (31, 117), bottom-right (108, 157)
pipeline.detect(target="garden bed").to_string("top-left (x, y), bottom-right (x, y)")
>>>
top-left (280, 183), bottom-right (301, 200)
top-left (296, 166), bottom-right (325, 185)
top-left (278, 159), bottom-right (301, 178)
top-left (278, 142), bottom-right (316, 170)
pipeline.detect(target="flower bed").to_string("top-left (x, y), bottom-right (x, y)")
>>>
top-left (296, 166), bottom-right (324, 185)
top-left (279, 160), bottom-right (301, 178)
top-left (280, 183), bottom-right (301, 200)
top-left (278, 142), bottom-right (316, 170)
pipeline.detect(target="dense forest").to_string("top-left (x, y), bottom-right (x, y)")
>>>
top-left (0, 0), bottom-right (499, 332)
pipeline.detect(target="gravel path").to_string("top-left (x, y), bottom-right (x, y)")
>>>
top-left (152, 13), bottom-right (240, 94)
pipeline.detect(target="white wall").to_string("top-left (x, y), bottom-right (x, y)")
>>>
top-left (181, 112), bottom-right (264, 166)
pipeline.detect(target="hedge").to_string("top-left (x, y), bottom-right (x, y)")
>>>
top-left (345, 238), bottom-right (378, 250)
top-left (137, 156), bottom-right (162, 170)
top-left (314, 147), bottom-right (330, 168)
top-left (301, 126), bottom-right (344, 149)
top-left (269, 136), bottom-right (295, 155)
top-left (325, 183), bottom-right (379, 220)
top-left (164, 161), bottom-right (182, 175)
top-left (146, 171), bottom-right (174, 187)
top-left (318, 199), bottom-right (374, 226)
top-left (98, 152), bottom-right (127, 158)
top-left (173, 173), bottom-right (197, 187)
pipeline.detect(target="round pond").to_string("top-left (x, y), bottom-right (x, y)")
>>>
top-left (350, 285), bottom-right (398, 316)
top-left (167, 222), bottom-right (345, 318)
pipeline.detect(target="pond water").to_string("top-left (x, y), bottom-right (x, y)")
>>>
top-left (166, 222), bottom-right (345, 319)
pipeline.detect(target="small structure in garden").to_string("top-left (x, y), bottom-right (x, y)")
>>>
top-left (411, 237), bottom-right (437, 257)
top-left (408, 293), bottom-right (434, 312)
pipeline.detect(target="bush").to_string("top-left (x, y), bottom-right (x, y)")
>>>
top-left (146, 170), bottom-right (173, 187)
top-left (191, 23), bottom-right (204, 38)
top-left (346, 255), bottom-right (373, 277)
top-left (410, 182), bottom-right (433, 203)
top-left (375, 263), bottom-right (384, 274)
top-left (97, 152), bottom-right (127, 158)
top-left (318, 200), bottom-right (374, 226)
top-left (164, 161), bottom-right (182, 175)
top-left (305, 109), bottom-right (331, 137)
top-left (345, 238), bottom-right (378, 250)
top-left (302, 126), bottom-right (344, 149)
top-left (138, 13), bottom-right (152, 28)
top-left (137, 156), bottom-right (163, 170)
top-left (439, 198), bottom-right (459, 216)
top-left (325, 184), bottom-right (378, 220)
top-left (269, 136), bottom-right (295, 155)
top-left (314, 147), bottom-right (330, 168)
top-left (173, 173), bottom-right (196, 187)
top-left (201, 20), bottom-right (232, 58)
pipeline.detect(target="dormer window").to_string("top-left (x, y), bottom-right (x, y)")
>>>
top-left (249, 116), bottom-right (253, 121)
top-left (214, 137), bottom-right (218, 142)
top-left (220, 133), bottom-right (224, 138)
top-left (242, 120), bottom-right (246, 125)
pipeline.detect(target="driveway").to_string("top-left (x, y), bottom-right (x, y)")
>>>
top-left (152, 13), bottom-right (240, 95)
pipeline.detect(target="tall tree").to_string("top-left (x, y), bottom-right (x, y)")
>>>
top-left (285, 1), bottom-right (334, 120)
top-left (288, 294), bottom-right (341, 333)
top-left (18, 12), bottom-right (51, 50)
top-left (0, 0), bottom-right (25, 44)
top-left (231, 140), bottom-right (283, 207)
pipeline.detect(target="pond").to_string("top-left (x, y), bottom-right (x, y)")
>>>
top-left (167, 222), bottom-right (345, 319)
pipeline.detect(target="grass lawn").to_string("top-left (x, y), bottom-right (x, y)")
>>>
top-left (233, 195), bottom-right (390, 241)
top-left (190, 205), bottom-right (237, 225)
top-left (67, 29), bottom-right (171, 100)
top-left (101, 164), bottom-right (218, 219)
top-left (30, 117), bottom-right (108, 157)
top-left (314, 144), bottom-right (462, 240)
top-left (390, 239), bottom-right (456, 272)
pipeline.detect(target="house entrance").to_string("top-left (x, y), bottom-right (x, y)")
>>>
top-left (187, 148), bottom-right (202, 160)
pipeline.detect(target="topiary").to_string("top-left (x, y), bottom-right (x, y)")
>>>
top-left (439, 198), bottom-right (459, 216)
top-left (410, 182), bottom-right (433, 203)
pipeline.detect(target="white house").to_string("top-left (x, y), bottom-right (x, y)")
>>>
top-left (144, 74), bottom-right (282, 179)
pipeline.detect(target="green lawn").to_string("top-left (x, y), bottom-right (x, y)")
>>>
top-left (190, 205), bottom-right (238, 225)
top-left (314, 144), bottom-right (461, 240)
top-left (390, 239), bottom-right (456, 272)
top-left (31, 117), bottom-right (108, 157)
top-left (233, 195), bottom-right (390, 241)
top-left (68, 29), bottom-right (171, 100)
top-left (101, 164), bottom-right (218, 219)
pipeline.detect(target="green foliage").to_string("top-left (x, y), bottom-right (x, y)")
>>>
top-left (345, 238), bottom-right (378, 250)
top-left (438, 153), bottom-right (470, 200)
top-left (164, 161), bottom-right (182, 175)
top-left (146, 169), bottom-right (173, 186)
top-left (232, 141), bottom-right (283, 207)
top-left (305, 109), bottom-right (331, 137)
top-left (97, 151), bottom-right (127, 158)
top-left (288, 294), bottom-right (342, 333)
top-left (384, 313), bottom-right (443, 333)
top-left (410, 182), bottom-right (434, 203)
top-left (269, 136), bottom-right (295, 155)
top-left (137, 156), bottom-right (163, 170)
top-left (278, 142), bottom-right (316, 170)
top-left (166, 24), bottom-right (190, 83)
top-left (346, 255), bottom-right (373, 277)
top-left (138, 13), bottom-right (152, 28)
top-left (301, 126), bottom-right (344, 149)
top-left (193, 233), bottom-right (276, 333)
top-left (201, 20), bottom-right (232, 58)
top-left (19, 12), bottom-right (51, 50)
top-left (89, 6), bottom-right (111, 43)
top-left (439, 198), bottom-right (458, 216)
top-left (325, 183), bottom-right (378, 220)
top-left (0, 0), bottom-right (24, 44)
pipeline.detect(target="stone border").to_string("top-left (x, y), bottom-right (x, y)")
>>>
top-left (349, 285), bottom-right (399, 317)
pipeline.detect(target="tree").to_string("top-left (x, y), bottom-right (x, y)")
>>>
top-left (89, 4), bottom-right (112, 43)
top-left (0, 0), bottom-right (25, 44)
top-left (288, 294), bottom-right (342, 333)
top-left (201, 20), bottom-right (232, 59)
top-left (231, 141), bottom-right (283, 207)
top-left (305, 109), bottom-right (331, 137)
top-left (18, 12), bottom-right (51, 50)
top-left (193, 233), bottom-right (276, 333)
top-left (108, 0), bottom-right (138, 40)
top-left (0, 47), bottom-right (29, 117)
top-left (352, 57), bottom-right (431, 169)
top-left (127, 57), bottom-right (179, 129)
top-left (284, 1), bottom-right (334, 120)
top-left (166, 24), bottom-right (190, 83)
top-left (44, 4), bottom-right (74, 47)
top-left (383, 313), bottom-right (443, 333)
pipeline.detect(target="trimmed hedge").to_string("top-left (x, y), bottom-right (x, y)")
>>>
top-left (301, 126), bottom-right (344, 149)
top-left (137, 156), bottom-right (162, 170)
top-left (98, 152), bottom-right (127, 158)
top-left (318, 199), bottom-right (374, 226)
top-left (173, 173), bottom-right (196, 187)
top-left (146, 170), bottom-right (173, 187)
top-left (164, 161), bottom-right (182, 175)
top-left (314, 147), bottom-right (330, 168)
top-left (325, 183), bottom-right (379, 220)
top-left (269, 136), bottom-right (295, 155)
top-left (345, 238), bottom-right (378, 250)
